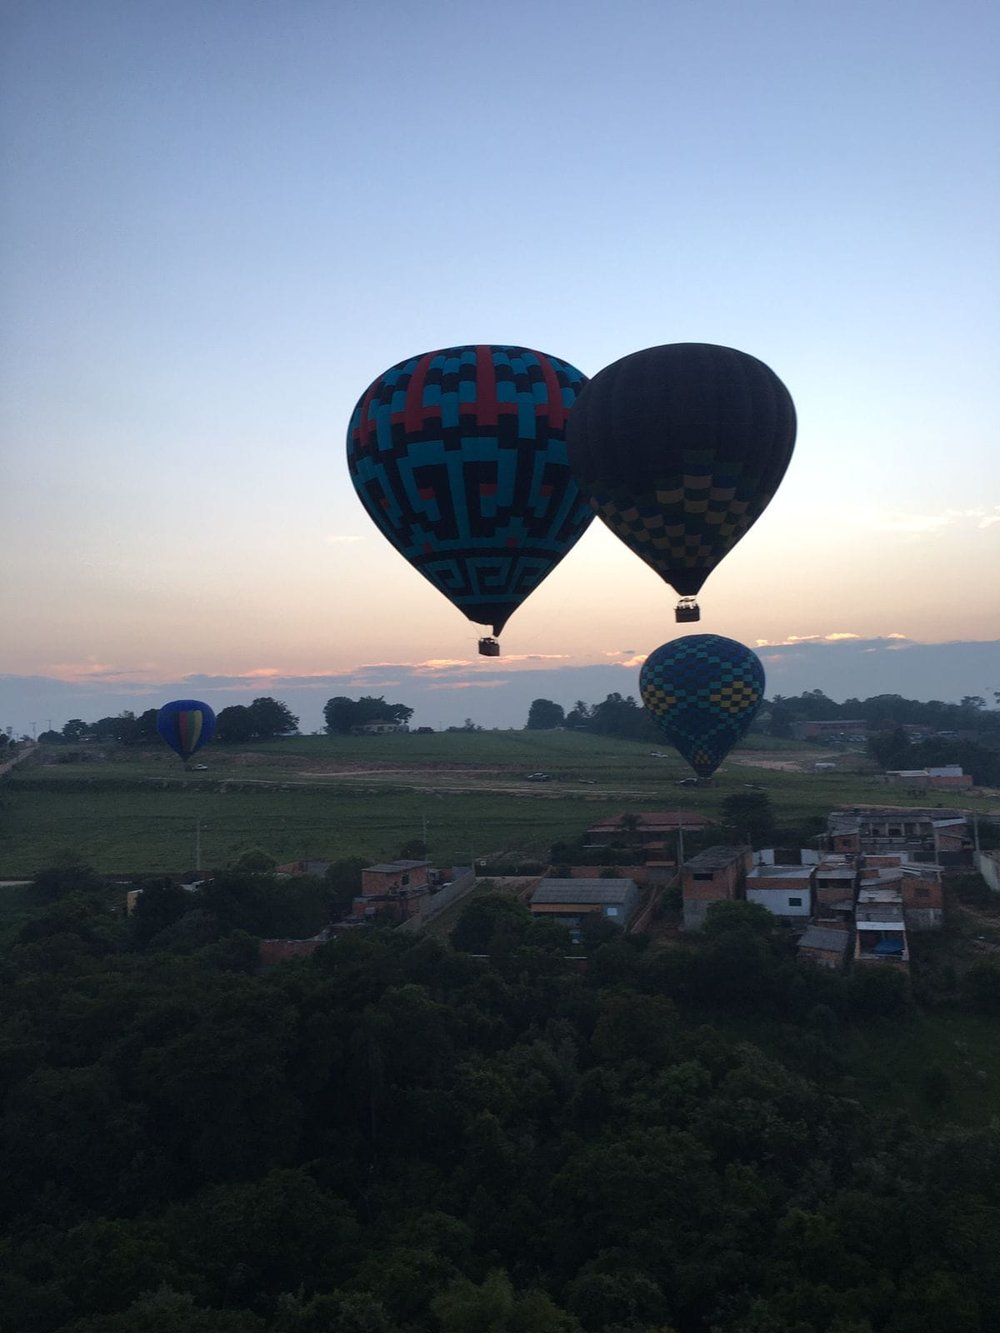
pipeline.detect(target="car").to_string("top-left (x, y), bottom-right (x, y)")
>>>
top-left (525, 772), bottom-right (551, 782)
top-left (191, 764), bottom-right (208, 771)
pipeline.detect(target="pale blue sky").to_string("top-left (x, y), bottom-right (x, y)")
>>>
top-left (2, 0), bottom-right (998, 731)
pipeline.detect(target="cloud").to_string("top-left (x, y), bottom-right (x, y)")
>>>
top-left (869, 506), bottom-right (1000, 535)
top-left (424, 678), bottom-right (509, 692)
top-left (618, 654), bottom-right (646, 668)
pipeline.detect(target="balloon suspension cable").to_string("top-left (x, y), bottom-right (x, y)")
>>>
top-left (675, 598), bottom-right (701, 623)
top-left (478, 637), bottom-right (500, 657)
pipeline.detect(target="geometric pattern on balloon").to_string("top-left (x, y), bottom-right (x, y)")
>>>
top-left (564, 344), bottom-right (796, 600)
top-left (347, 345), bottom-right (593, 633)
top-left (639, 635), bottom-right (765, 778)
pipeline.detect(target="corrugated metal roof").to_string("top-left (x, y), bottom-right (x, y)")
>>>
top-left (684, 846), bottom-right (747, 869)
top-left (799, 927), bottom-right (849, 953)
top-left (532, 878), bottom-right (637, 905)
top-left (365, 859), bottom-right (428, 873)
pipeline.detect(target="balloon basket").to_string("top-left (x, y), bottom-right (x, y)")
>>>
top-left (478, 637), bottom-right (500, 657)
top-left (675, 599), bottom-right (700, 623)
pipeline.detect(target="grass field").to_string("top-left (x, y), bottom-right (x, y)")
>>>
top-left (0, 730), bottom-right (990, 876)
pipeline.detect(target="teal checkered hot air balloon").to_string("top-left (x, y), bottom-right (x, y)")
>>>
top-left (639, 635), bottom-right (765, 778)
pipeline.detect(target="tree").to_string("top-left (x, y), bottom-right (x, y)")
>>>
top-left (248, 697), bottom-right (298, 739)
top-left (720, 791), bottom-right (774, 844)
top-left (62, 718), bottom-right (90, 742)
top-left (867, 725), bottom-right (910, 770)
top-left (326, 858), bottom-right (368, 918)
top-left (216, 705), bottom-right (255, 743)
top-left (133, 708), bottom-right (161, 743)
top-left (526, 699), bottom-right (565, 730)
top-left (324, 696), bottom-right (412, 735)
top-left (92, 712), bottom-right (138, 743)
top-left (564, 700), bottom-right (592, 729)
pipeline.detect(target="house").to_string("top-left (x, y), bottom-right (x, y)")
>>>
top-left (350, 720), bottom-right (409, 735)
top-left (813, 858), bottom-right (858, 919)
top-left (798, 925), bottom-right (850, 970)
top-left (827, 808), bottom-right (971, 864)
top-left (854, 884), bottom-right (909, 967)
top-left (859, 859), bottom-right (944, 931)
top-left (680, 845), bottom-right (753, 931)
top-left (529, 878), bottom-right (641, 932)
top-left (883, 766), bottom-right (973, 790)
top-left (745, 864), bottom-right (814, 920)
top-left (585, 811), bottom-right (712, 848)
top-left (794, 719), bottom-right (868, 742)
top-left (353, 859), bottom-right (430, 922)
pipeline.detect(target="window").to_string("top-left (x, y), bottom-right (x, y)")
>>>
top-left (789, 896), bottom-right (803, 907)
top-left (693, 871), bottom-right (714, 881)
top-left (401, 874), bottom-right (409, 886)
top-left (605, 906), bottom-right (619, 917)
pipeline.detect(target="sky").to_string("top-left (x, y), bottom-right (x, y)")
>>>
top-left (2, 0), bottom-right (998, 736)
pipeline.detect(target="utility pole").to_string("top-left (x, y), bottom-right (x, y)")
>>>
top-left (195, 818), bottom-right (202, 872)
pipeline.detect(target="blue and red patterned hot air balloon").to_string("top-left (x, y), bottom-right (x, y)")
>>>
top-left (639, 635), bottom-right (765, 778)
top-left (346, 345), bottom-right (594, 654)
top-left (157, 700), bottom-right (216, 763)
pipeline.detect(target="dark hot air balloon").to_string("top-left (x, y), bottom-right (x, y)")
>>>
top-left (639, 635), bottom-right (765, 778)
top-left (347, 345), bottom-right (594, 654)
top-left (157, 700), bottom-right (216, 764)
top-left (565, 343), bottom-right (796, 621)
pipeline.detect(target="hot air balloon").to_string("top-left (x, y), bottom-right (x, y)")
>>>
top-left (346, 345), bottom-right (594, 655)
top-left (639, 635), bottom-right (765, 778)
top-left (565, 343), bottom-right (796, 621)
top-left (157, 699), bottom-right (216, 764)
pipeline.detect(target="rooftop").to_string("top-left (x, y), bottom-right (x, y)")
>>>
top-left (532, 878), bottom-right (638, 905)
top-left (684, 845), bottom-right (748, 870)
top-left (364, 859), bottom-right (428, 874)
top-left (748, 865), bottom-right (813, 881)
top-left (799, 926), bottom-right (850, 953)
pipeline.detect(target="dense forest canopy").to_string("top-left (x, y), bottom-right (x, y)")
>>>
top-left (1, 861), bottom-right (999, 1331)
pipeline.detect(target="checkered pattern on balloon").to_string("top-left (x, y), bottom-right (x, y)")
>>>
top-left (640, 635), bottom-right (766, 777)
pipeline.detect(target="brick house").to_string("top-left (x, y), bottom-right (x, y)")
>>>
top-left (353, 859), bottom-right (430, 922)
top-left (681, 845), bottom-right (753, 931)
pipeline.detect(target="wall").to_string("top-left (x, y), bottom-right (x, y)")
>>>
top-left (400, 867), bottom-right (477, 930)
top-left (746, 887), bottom-right (812, 918)
top-left (977, 850), bottom-right (1000, 894)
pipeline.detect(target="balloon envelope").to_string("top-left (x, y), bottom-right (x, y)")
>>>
top-left (565, 343), bottom-right (796, 598)
top-left (347, 345), bottom-right (594, 637)
top-left (639, 635), bottom-right (765, 778)
top-left (157, 700), bottom-right (216, 761)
